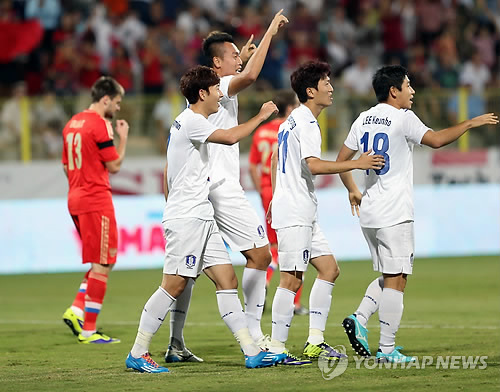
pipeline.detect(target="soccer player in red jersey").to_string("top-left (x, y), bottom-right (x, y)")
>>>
top-left (61, 76), bottom-right (129, 344)
top-left (248, 90), bottom-right (308, 315)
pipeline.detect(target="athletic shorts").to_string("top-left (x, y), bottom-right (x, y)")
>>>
top-left (362, 221), bottom-right (415, 275)
top-left (260, 186), bottom-right (277, 245)
top-left (162, 218), bottom-right (231, 278)
top-left (209, 180), bottom-right (269, 252)
top-left (276, 222), bottom-right (332, 272)
top-left (71, 210), bottom-right (118, 265)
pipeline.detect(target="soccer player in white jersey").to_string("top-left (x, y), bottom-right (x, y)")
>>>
top-left (337, 65), bottom-right (498, 363)
top-left (125, 66), bottom-right (286, 373)
top-left (267, 61), bottom-right (386, 365)
top-left (165, 10), bottom-right (290, 363)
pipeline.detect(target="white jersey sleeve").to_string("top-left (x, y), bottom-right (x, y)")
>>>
top-left (185, 112), bottom-right (218, 144)
top-left (300, 121), bottom-right (322, 159)
top-left (344, 117), bottom-right (362, 151)
top-left (403, 110), bottom-right (429, 146)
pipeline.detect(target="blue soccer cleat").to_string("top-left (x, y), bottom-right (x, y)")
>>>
top-left (126, 353), bottom-right (170, 373)
top-left (245, 350), bottom-right (287, 368)
top-left (376, 346), bottom-right (416, 363)
top-left (342, 314), bottom-right (371, 357)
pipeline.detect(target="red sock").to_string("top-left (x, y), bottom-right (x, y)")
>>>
top-left (83, 271), bottom-right (108, 333)
top-left (71, 270), bottom-right (90, 315)
top-left (294, 285), bottom-right (303, 307)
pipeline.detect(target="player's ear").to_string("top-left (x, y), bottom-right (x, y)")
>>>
top-left (212, 56), bottom-right (222, 69)
top-left (199, 89), bottom-right (206, 101)
top-left (306, 87), bottom-right (315, 100)
top-left (389, 86), bottom-right (397, 99)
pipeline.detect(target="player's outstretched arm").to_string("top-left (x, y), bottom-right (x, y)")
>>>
top-left (228, 10), bottom-right (289, 97)
top-left (306, 149), bottom-right (384, 175)
top-left (337, 145), bottom-right (363, 217)
top-left (207, 101), bottom-right (278, 145)
top-left (105, 119), bottom-right (129, 173)
top-left (421, 113), bottom-right (499, 149)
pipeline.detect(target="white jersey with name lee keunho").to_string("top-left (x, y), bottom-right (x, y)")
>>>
top-left (163, 108), bottom-right (217, 222)
top-left (272, 105), bottom-right (321, 230)
top-left (344, 103), bottom-right (429, 229)
top-left (208, 75), bottom-right (239, 184)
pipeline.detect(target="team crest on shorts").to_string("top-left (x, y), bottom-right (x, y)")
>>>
top-left (185, 255), bottom-right (196, 269)
top-left (303, 249), bottom-right (310, 263)
top-left (257, 225), bottom-right (265, 239)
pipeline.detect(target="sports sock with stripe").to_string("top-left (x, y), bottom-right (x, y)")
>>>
top-left (82, 271), bottom-right (108, 336)
top-left (355, 276), bottom-right (384, 328)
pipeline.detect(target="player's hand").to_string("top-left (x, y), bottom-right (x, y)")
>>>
top-left (266, 201), bottom-right (273, 224)
top-left (357, 149), bottom-right (385, 170)
top-left (240, 34), bottom-right (256, 63)
top-left (349, 190), bottom-right (362, 217)
top-left (469, 113), bottom-right (499, 128)
top-left (258, 101), bottom-right (279, 121)
top-left (115, 119), bottom-right (129, 140)
top-left (267, 9), bottom-right (289, 36)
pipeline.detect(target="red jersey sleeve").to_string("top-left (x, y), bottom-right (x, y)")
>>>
top-left (93, 119), bottom-right (120, 163)
top-left (249, 130), bottom-right (262, 165)
top-left (61, 123), bottom-right (69, 165)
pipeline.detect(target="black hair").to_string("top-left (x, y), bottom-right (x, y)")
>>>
top-left (202, 31), bottom-right (235, 67)
top-left (90, 76), bottom-right (124, 102)
top-left (290, 61), bottom-right (331, 103)
top-left (274, 89), bottom-right (297, 116)
top-left (372, 65), bottom-right (408, 103)
top-left (180, 65), bottom-right (220, 104)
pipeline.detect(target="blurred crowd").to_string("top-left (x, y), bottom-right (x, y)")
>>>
top-left (0, 0), bottom-right (499, 159)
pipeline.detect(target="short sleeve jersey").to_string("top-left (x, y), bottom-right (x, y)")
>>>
top-left (272, 105), bottom-right (321, 229)
top-left (248, 118), bottom-right (283, 189)
top-left (207, 75), bottom-right (239, 184)
top-left (164, 108), bottom-right (218, 222)
top-left (61, 110), bottom-right (119, 215)
top-left (344, 103), bottom-right (429, 228)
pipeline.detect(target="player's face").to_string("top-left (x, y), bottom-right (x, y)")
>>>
top-left (104, 95), bottom-right (122, 120)
top-left (206, 84), bottom-right (223, 115)
top-left (314, 76), bottom-right (334, 107)
top-left (396, 76), bottom-right (415, 109)
top-left (217, 42), bottom-right (243, 76)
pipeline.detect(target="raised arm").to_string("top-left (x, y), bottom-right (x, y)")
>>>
top-left (227, 10), bottom-right (289, 97)
top-left (421, 113), bottom-right (498, 149)
top-left (105, 119), bottom-right (129, 174)
top-left (207, 101), bottom-right (278, 145)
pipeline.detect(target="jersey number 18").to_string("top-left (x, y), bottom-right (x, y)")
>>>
top-left (360, 131), bottom-right (390, 175)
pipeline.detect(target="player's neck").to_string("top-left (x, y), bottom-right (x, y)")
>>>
top-left (88, 103), bottom-right (106, 119)
top-left (383, 99), bottom-right (402, 110)
top-left (304, 101), bottom-right (324, 119)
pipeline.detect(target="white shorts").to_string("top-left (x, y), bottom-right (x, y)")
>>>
top-left (362, 221), bottom-right (414, 275)
top-left (162, 218), bottom-right (231, 278)
top-left (276, 222), bottom-right (332, 272)
top-left (209, 180), bottom-right (269, 252)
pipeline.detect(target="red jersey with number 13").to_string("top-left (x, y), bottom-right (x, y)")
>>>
top-left (62, 110), bottom-right (119, 214)
top-left (249, 118), bottom-right (284, 189)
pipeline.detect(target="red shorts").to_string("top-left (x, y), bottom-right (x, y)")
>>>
top-left (71, 210), bottom-right (118, 265)
top-left (260, 186), bottom-right (277, 245)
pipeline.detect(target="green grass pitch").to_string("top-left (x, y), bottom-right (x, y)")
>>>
top-left (0, 255), bottom-right (499, 391)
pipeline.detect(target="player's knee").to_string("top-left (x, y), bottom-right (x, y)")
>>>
top-left (245, 245), bottom-right (272, 270)
top-left (279, 272), bottom-right (302, 292)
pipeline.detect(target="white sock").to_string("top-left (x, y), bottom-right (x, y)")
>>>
top-left (169, 278), bottom-right (194, 348)
top-left (307, 279), bottom-right (334, 344)
top-left (131, 287), bottom-right (175, 358)
top-left (271, 287), bottom-right (295, 345)
top-left (216, 289), bottom-right (260, 356)
top-left (242, 267), bottom-right (266, 341)
top-left (378, 288), bottom-right (404, 354)
top-left (355, 276), bottom-right (384, 328)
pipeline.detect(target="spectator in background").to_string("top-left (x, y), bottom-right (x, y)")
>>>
top-left (78, 31), bottom-right (102, 91)
top-left (415, 0), bottom-right (446, 49)
top-left (152, 82), bottom-right (180, 154)
top-left (433, 54), bottom-right (460, 90)
top-left (380, 0), bottom-right (408, 67)
top-left (236, 6), bottom-right (264, 38)
top-left (139, 33), bottom-right (164, 94)
top-left (25, 0), bottom-right (61, 32)
top-left (472, 25), bottom-right (496, 69)
top-left (328, 5), bottom-right (356, 55)
top-left (342, 54), bottom-right (375, 97)
top-left (32, 89), bottom-right (67, 158)
top-left (0, 82), bottom-right (29, 159)
top-left (460, 50), bottom-right (491, 95)
top-left (176, 2), bottom-right (210, 41)
top-left (48, 39), bottom-right (79, 95)
top-left (109, 43), bottom-right (134, 93)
